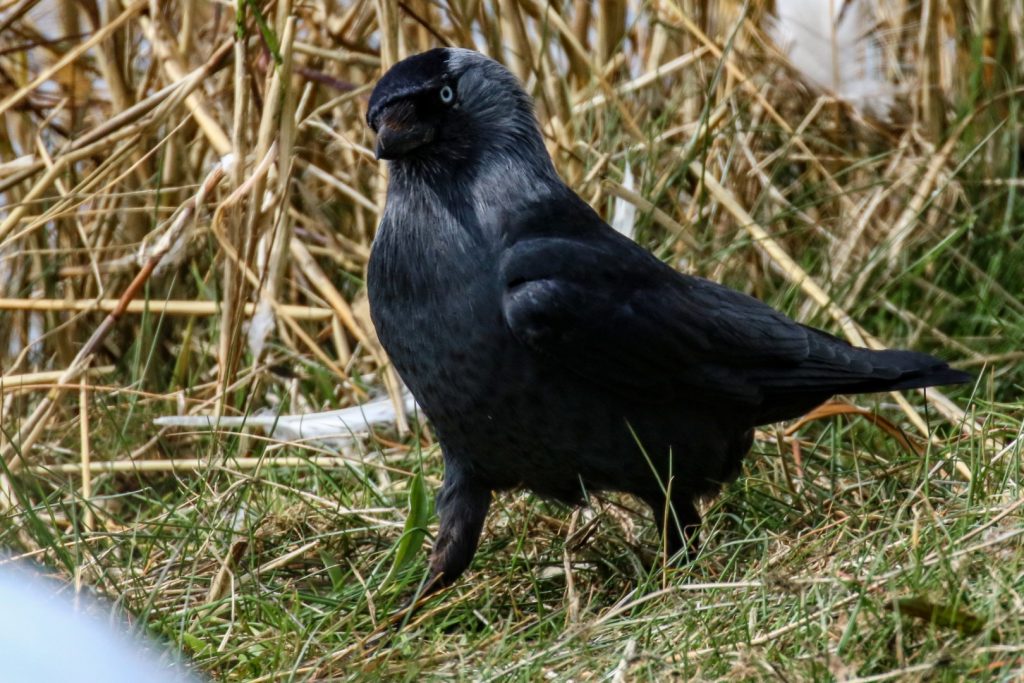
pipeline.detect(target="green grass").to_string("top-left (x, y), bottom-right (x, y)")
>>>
top-left (3, 386), bottom-right (1021, 680)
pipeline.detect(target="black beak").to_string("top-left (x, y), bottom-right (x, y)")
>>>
top-left (375, 120), bottom-right (436, 160)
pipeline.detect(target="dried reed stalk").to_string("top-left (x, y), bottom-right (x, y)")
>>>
top-left (0, 298), bottom-right (333, 320)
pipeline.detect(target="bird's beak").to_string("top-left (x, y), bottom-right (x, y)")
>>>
top-left (375, 121), bottom-right (436, 160)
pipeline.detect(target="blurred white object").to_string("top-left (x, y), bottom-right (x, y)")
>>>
top-left (769, 0), bottom-right (894, 119)
top-left (154, 392), bottom-right (418, 448)
top-left (0, 562), bottom-right (201, 683)
top-left (246, 298), bottom-right (277, 359)
top-left (610, 161), bottom-right (638, 241)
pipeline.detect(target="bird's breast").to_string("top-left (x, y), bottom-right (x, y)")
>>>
top-left (368, 210), bottom-right (512, 424)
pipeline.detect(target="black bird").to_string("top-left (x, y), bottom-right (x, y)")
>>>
top-left (365, 48), bottom-right (970, 591)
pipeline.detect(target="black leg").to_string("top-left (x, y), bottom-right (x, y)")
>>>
top-left (646, 490), bottom-right (701, 563)
top-left (425, 463), bottom-right (491, 593)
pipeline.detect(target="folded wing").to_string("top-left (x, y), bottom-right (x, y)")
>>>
top-left (499, 230), bottom-right (968, 420)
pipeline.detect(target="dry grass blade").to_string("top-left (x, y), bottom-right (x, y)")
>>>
top-left (785, 401), bottom-right (923, 456)
top-left (0, 298), bottom-right (333, 320)
top-left (1, 365), bottom-right (116, 392)
top-left (0, 0), bottom-right (147, 119)
top-left (0, 159), bottom-right (230, 472)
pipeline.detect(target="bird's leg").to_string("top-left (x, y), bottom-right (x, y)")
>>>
top-left (647, 490), bottom-right (701, 564)
top-left (424, 465), bottom-right (491, 593)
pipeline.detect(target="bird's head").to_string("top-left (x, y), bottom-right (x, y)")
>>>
top-left (366, 48), bottom-right (551, 174)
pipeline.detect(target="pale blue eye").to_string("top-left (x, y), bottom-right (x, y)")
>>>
top-left (440, 85), bottom-right (454, 104)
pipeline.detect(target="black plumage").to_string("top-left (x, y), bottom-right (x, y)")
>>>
top-left (365, 48), bottom-right (971, 590)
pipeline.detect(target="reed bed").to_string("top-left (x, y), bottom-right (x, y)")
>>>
top-left (0, 1), bottom-right (1022, 680)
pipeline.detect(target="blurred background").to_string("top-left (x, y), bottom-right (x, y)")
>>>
top-left (0, 1), bottom-right (1021, 680)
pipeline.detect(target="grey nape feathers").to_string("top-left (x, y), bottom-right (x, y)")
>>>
top-left (364, 48), bottom-right (971, 592)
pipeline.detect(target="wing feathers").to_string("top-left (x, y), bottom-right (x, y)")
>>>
top-left (500, 230), bottom-right (967, 416)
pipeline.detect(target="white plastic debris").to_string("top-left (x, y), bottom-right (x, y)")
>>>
top-left (246, 298), bottom-right (276, 359)
top-left (218, 152), bottom-right (237, 175)
top-left (610, 161), bottom-right (638, 241)
top-left (154, 392), bottom-right (418, 449)
top-left (769, 0), bottom-right (894, 120)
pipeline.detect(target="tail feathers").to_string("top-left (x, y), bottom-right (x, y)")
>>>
top-left (753, 347), bottom-right (971, 424)
top-left (878, 363), bottom-right (973, 391)
top-left (754, 343), bottom-right (972, 394)
top-left (855, 346), bottom-right (968, 386)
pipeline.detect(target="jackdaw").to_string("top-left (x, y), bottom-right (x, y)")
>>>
top-left (365, 48), bottom-right (970, 591)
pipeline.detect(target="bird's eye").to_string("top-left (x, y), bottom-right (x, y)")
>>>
top-left (439, 85), bottom-right (454, 104)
